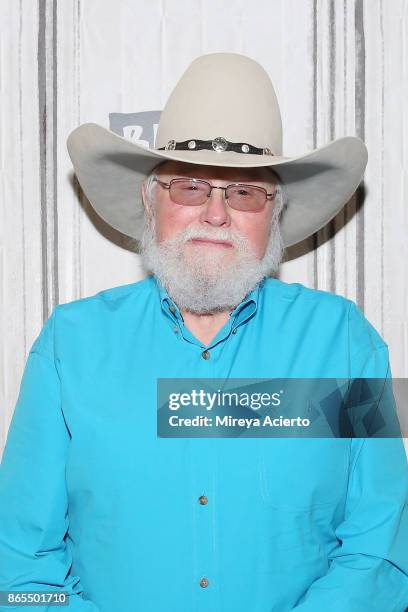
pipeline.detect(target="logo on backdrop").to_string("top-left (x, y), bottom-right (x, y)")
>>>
top-left (109, 111), bottom-right (161, 148)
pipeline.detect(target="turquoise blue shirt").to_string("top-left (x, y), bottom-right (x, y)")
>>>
top-left (0, 275), bottom-right (407, 611)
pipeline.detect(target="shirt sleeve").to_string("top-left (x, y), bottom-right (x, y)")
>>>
top-left (0, 307), bottom-right (101, 611)
top-left (292, 302), bottom-right (408, 612)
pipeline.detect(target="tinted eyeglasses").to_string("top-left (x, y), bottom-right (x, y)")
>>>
top-left (153, 177), bottom-right (278, 212)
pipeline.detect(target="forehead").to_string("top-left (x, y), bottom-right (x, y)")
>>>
top-left (154, 160), bottom-right (278, 184)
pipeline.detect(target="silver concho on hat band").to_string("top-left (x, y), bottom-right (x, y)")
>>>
top-left (164, 139), bottom-right (176, 151)
top-left (212, 137), bottom-right (228, 152)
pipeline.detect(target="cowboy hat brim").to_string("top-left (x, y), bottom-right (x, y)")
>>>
top-left (66, 122), bottom-right (367, 248)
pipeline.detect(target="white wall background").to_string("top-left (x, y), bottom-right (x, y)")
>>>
top-left (1, 0), bottom-right (407, 454)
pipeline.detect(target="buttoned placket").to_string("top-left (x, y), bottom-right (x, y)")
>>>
top-left (161, 294), bottom-right (259, 359)
top-left (155, 278), bottom-right (261, 605)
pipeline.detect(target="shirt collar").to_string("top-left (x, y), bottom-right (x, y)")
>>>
top-left (153, 274), bottom-right (264, 328)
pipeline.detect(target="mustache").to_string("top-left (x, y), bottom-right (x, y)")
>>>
top-left (175, 225), bottom-right (247, 247)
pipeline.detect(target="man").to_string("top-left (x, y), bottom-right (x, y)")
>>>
top-left (0, 52), bottom-right (407, 612)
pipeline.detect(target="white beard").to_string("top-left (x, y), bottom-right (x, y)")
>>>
top-left (139, 211), bottom-right (284, 314)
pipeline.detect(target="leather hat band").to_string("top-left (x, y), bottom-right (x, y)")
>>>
top-left (157, 136), bottom-right (274, 156)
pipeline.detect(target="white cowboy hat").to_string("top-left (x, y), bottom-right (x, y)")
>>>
top-left (66, 52), bottom-right (367, 248)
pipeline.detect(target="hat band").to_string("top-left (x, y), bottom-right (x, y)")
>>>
top-left (157, 136), bottom-right (274, 156)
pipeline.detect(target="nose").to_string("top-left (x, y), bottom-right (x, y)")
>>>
top-left (198, 186), bottom-right (231, 228)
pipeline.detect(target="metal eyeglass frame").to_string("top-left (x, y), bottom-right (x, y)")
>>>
top-left (152, 177), bottom-right (278, 211)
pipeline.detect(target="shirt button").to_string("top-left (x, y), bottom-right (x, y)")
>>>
top-left (199, 577), bottom-right (209, 588)
top-left (232, 328), bottom-right (237, 334)
top-left (202, 350), bottom-right (210, 360)
top-left (173, 326), bottom-right (179, 334)
top-left (198, 495), bottom-right (208, 505)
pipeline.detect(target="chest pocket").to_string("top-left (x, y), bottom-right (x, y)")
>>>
top-left (257, 438), bottom-right (350, 511)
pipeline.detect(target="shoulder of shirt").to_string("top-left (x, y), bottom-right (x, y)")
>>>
top-left (263, 278), bottom-right (387, 353)
top-left (30, 279), bottom-right (154, 356)
top-left (263, 277), bottom-right (351, 307)
top-left (52, 276), bottom-right (155, 315)
top-left (264, 279), bottom-right (387, 350)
